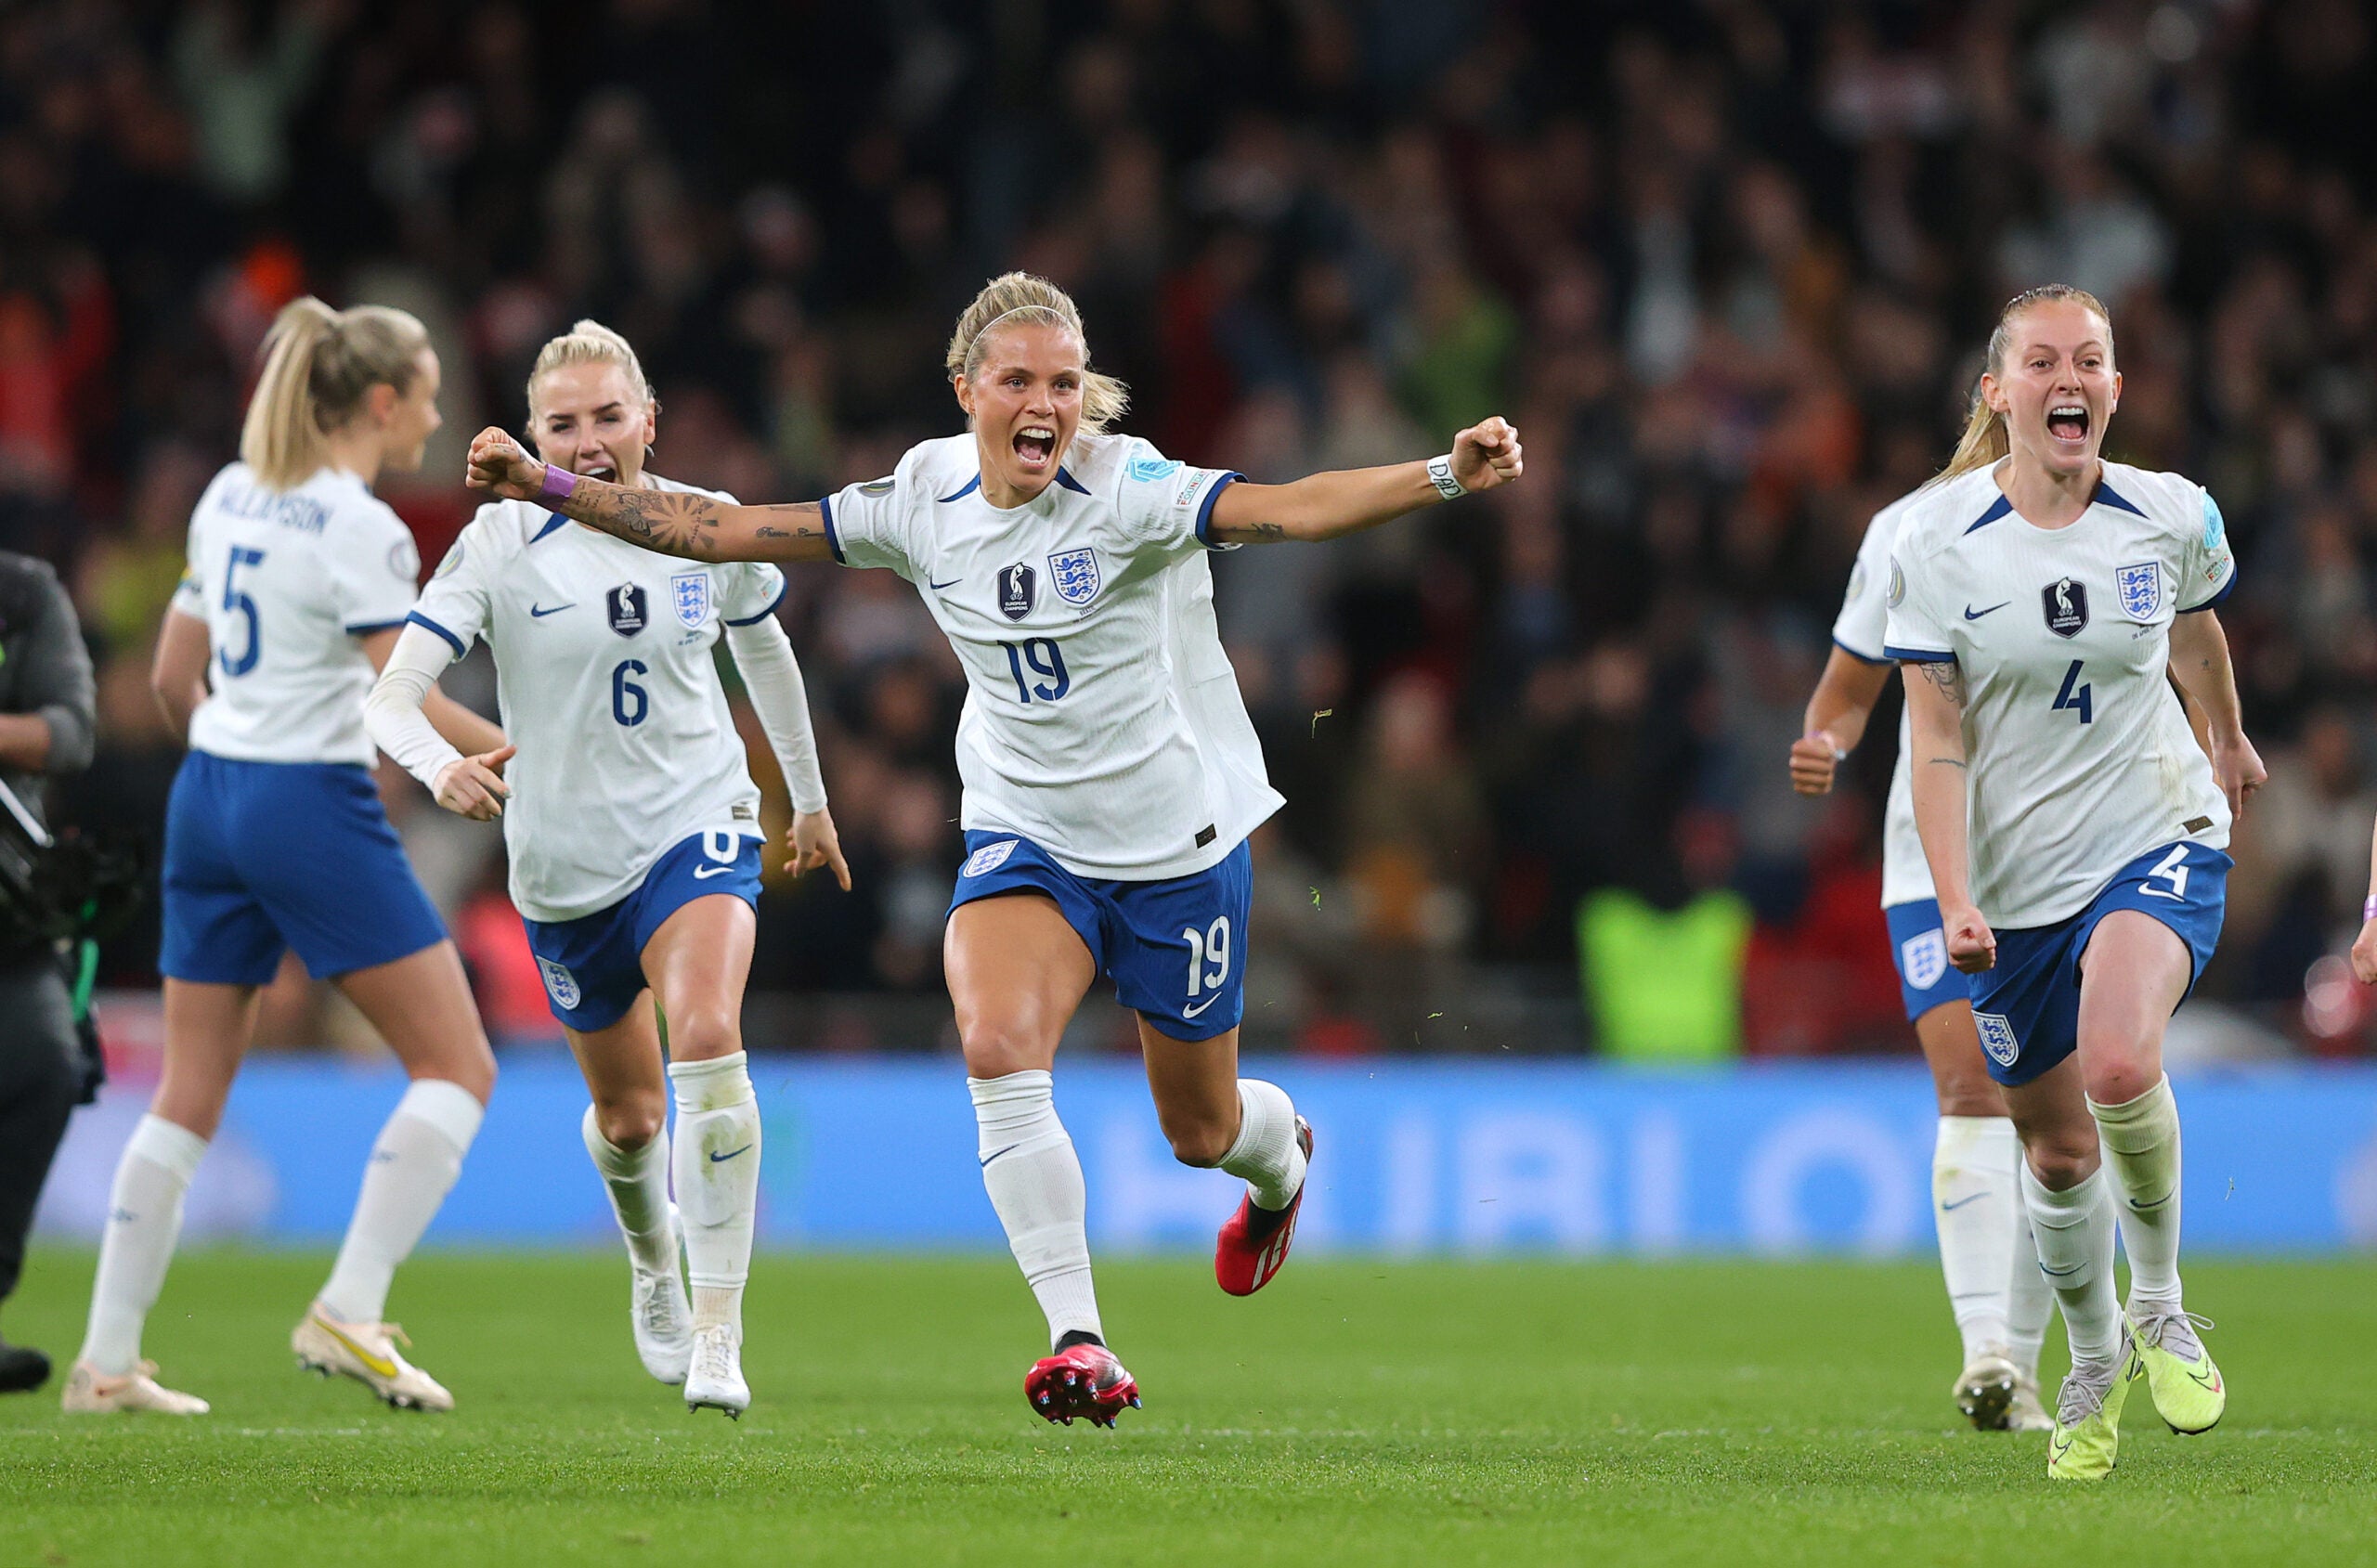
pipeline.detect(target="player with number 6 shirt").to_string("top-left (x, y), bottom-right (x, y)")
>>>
top-left (1884, 285), bottom-right (2265, 1481)
top-left (462, 271), bottom-right (1525, 1428)
top-left (368, 321), bottom-right (848, 1419)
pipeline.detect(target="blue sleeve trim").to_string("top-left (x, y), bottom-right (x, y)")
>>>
top-left (406, 611), bottom-right (467, 659)
top-left (722, 577), bottom-right (789, 626)
top-left (2176, 573), bottom-right (2236, 613)
top-left (1832, 636), bottom-right (1890, 666)
top-left (344, 617), bottom-right (409, 636)
top-left (936, 475), bottom-right (981, 503)
top-left (819, 495), bottom-right (845, 564)
top-left (1884, 644), bottom-right (1956, 664)
top-left (1193, 473), bottom-right (1245, 548)
top-left (529, 512), bottom-right (570, 543)
top-left (2090, 477), bottom-right (2148, 518)
top-left (1964, 495), bottom-right (2013, 534)
top-left (1054, 466), bottom-right (1091, 495)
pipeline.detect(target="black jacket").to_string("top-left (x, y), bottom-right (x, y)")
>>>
top-left (0, 552), bottom-right (96, 824)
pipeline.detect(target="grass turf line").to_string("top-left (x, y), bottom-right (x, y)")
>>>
top-left (1, 1251), bottom-right (2371, 1567)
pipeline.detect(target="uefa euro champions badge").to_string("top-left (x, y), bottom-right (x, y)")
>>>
top-left (538, 957), bottom-right (581, 1012)
top-left (670, 571), bottom-right (711, 628)
top-left (2115, 562), bottom-right (2162, 621)
top-left (1973, 1011), bottom-right (2020, 1069)
top-left (1047, 547), bottom-right (1101, 606)
top-left (1900, 928), bottom-right (1948, 991)
top-left (1126, 456), bottom-right (1182, 483)
top-left (2042, 577), bottom-right (2088, 638)
top-left (607, 582), bottom-right (648, 637)
top-left (998, 563), bottom-right (1036, 620)
top-left (963, 838), bottom-right (1020, 877)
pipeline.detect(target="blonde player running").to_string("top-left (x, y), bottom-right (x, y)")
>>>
top-left (1887, 285), bottom-right (2263, 1480)
top-left (1793, 489), bottom-right (2055, 1433)
top-left (68, 299), bottom-right (505, 1416)
top-left (462, 273), bottom-right (1523, 1427)
top-left (367, 322), bottom-right (845, 1418)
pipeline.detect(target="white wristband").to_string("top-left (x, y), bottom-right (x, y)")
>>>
top-left (1425, 454), bottom-right (1466, 500)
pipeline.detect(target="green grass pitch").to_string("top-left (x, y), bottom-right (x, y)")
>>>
top-left (2, 1251), bottom-right (2371, 1566)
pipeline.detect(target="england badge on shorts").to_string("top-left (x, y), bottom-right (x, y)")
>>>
top-left (538, 957), bottom-right (582, 1012)
top-left (1972, 1010), bottom-right (2020, 1069)
top-left (2115, 562), bottom-right (2162, 621)
top-left (1047, 547), bottom-right (1100, 607)
top-left (1899, 928), bottom-right (1948, 991)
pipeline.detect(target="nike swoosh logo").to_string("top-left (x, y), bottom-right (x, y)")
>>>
top-left (980, 1143), bottom-right (1020, 1167)
top-left (1964, 602), bottom-right (2010, 620)
top-left (2128, 1192), bottom-right (2172, 1212)
top-left (1182, 994), bottom-right (1222, 1018)
top-left (319, 1319), bottom-right (398, 1380)
top-left (708, 1144), bottom-right (753, 1164)
top-left (530, 602), bottom-right (574, 617)
top-left (1939, 1193), bottom-right (1990, 1212)
top-left (693, 865), bottom-right (734, 879)
top-left (2041, 1262), bottom-right (2084, 1276)
top-left (929, 577), bottom-right (962, 590)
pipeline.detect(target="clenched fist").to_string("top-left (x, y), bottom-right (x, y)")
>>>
top-left (1451, 417), bottom-right (1524, 492)
top-left (465, 427), bottom-right (546, 502)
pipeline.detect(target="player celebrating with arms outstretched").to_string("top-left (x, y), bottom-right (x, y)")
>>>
top-left (1886, 285), bottom-right (2263, 1480)
top-left (464, 273), bottom-right (1522, 1426)
top-left (368, 322), bottom-right (846, 1418)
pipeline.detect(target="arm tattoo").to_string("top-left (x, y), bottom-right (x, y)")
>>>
top-left (1926, 757), bottom-right (1968, 770)
top-left (1916, 659), bottom-right (1968, 707)
top-left (558, 486), bottom-right (822, 561)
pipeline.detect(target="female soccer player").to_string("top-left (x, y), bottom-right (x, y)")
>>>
top-left (1884, 285), bottom-right (2262, 1480)
top-left (68, 298), bottom-right (507, 1416)
top-left (462, 273), bottom-right (1523, 1427)
top-left (368, 321), bottom-right (846, 1418)
top-left (1793, 493), bottom-right (2055, 1434)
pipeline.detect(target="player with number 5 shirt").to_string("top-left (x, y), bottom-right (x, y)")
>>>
top-left (462, 272), bottom-right (1526, 1428)
top-left (1885, 286), bottom-right (2266, 1481)
top-left (368, 321), bottom-right (848, 1419)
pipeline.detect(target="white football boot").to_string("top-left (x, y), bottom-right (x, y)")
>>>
top-left (60, 1360), bottom-right (209, 1415)
top-left (292, 1302), bottom-right (452, 1411)
top-left (2007, 1367), bottom-right (2055, 1432)
top-left (683, 1324), bottom-right (749, 1419)
top-left (1953, 1347), bottom-right (2020, 1431)
top-left (630, 1213), bottom-right (695, 1385)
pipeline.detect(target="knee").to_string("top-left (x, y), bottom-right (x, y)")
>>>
top-left (1934, 1079), bottom-right (2004, 1120)
top-left (2024, 1134), bottom-right (2100, 1191)
top-left (664, 1004), bottom-right (742, 1063)
top-left (959, 1020), bottom-right (1055, 1081)
top-left (595, 1092), bottom-right (668, 1151)
top-left (1161, 1113), bottom-right (1237, 1169)
top-left (445, 1047), bottom-right (497, 1105)
top-left (2081, 1056), bottom-right (2158, 1109)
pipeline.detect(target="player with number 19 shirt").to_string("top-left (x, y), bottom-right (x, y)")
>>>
top-left (463, 271), bottom-right (1526, 1429)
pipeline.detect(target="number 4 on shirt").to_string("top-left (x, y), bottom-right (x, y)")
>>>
top-left (2051, 658), bottom-right (2093, 723)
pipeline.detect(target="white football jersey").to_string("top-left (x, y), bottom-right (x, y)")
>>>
top-left (1884, 461), bottom-right (2237, 928)
top-left (823, 431), bottom-right (1283, 880)
top-left (172, 462), bottom-right (421, 766)
top-left (1831, 490), bottom-right (1933, 910)
top-left (409, 477), bottom-right (785, 922)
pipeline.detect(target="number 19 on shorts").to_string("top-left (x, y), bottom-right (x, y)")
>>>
top-left (1183, 915), bottom-right (1231, 999)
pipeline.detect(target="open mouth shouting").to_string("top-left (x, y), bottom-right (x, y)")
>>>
top-left (1012, 424), bottom-right (1058, 472)
top-left (2046, 403), bottom-right (2090, 448)
top-left (577, 460), bottom-right (619, 482)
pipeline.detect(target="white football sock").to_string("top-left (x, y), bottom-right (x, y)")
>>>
top-left (79, 1114), bottom-right (208, 1376)
top-left (2020, 1159), bottom-right (2122, 1366)
top-left (318, 1079), bottom-right (484, 1325)
top-left (582, 1103), bottom-right (677, 1276)
top-left (1932, 1115), bottom-right (2019, 1363)
top-left (2089, 1074), bottom-right (2184, 1307)
top-left (970, 1070), bottom-right (1101, 1350)
top-left (1219, 1079), bottom-right (1307, 1210)
top-left (669, 1053), bottom-right (760, 1337)
top-left (2007, 1210), bottom-right (2054, 1378)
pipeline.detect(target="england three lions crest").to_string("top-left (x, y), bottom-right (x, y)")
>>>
top-left (2115, 562), bottom-right (2162, 622)
top-left (670, 571), bottom-right (712, 628)
top-left (1047, 547), bottom-right (1101, 607)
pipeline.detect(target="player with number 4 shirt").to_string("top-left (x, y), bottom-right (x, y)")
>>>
top-left (462, 272), bottom-right (1525, 1428)
top-left (1885, 286), bottom-right (2265, 1481)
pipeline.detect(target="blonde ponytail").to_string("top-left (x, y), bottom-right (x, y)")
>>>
top-left (526, 318), bottom-right (654, 413)
top-left (945, 272), bottom-right (1129, 434)
top-left (239, 296), bottom-right (430, 490)
top-left (1932, 283), bottom-right (2113, 486)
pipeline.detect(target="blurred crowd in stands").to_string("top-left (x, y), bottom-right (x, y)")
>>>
top-left (6, 0), bottom-right (2377, 1056)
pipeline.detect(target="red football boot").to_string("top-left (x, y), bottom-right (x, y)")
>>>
top-left (1214, 1117), bottom-right (1313, 1297)
top-left (1024, 1340), bottom-right (1141, 1428)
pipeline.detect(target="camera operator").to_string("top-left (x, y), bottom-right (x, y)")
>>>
top-left (0, 551), bottom-right (97, 1394)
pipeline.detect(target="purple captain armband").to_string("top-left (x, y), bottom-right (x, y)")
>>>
top-left (2365, 895), bottom-right (2377, 925)
top-left (536, 462), bottom-right (578, 508)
